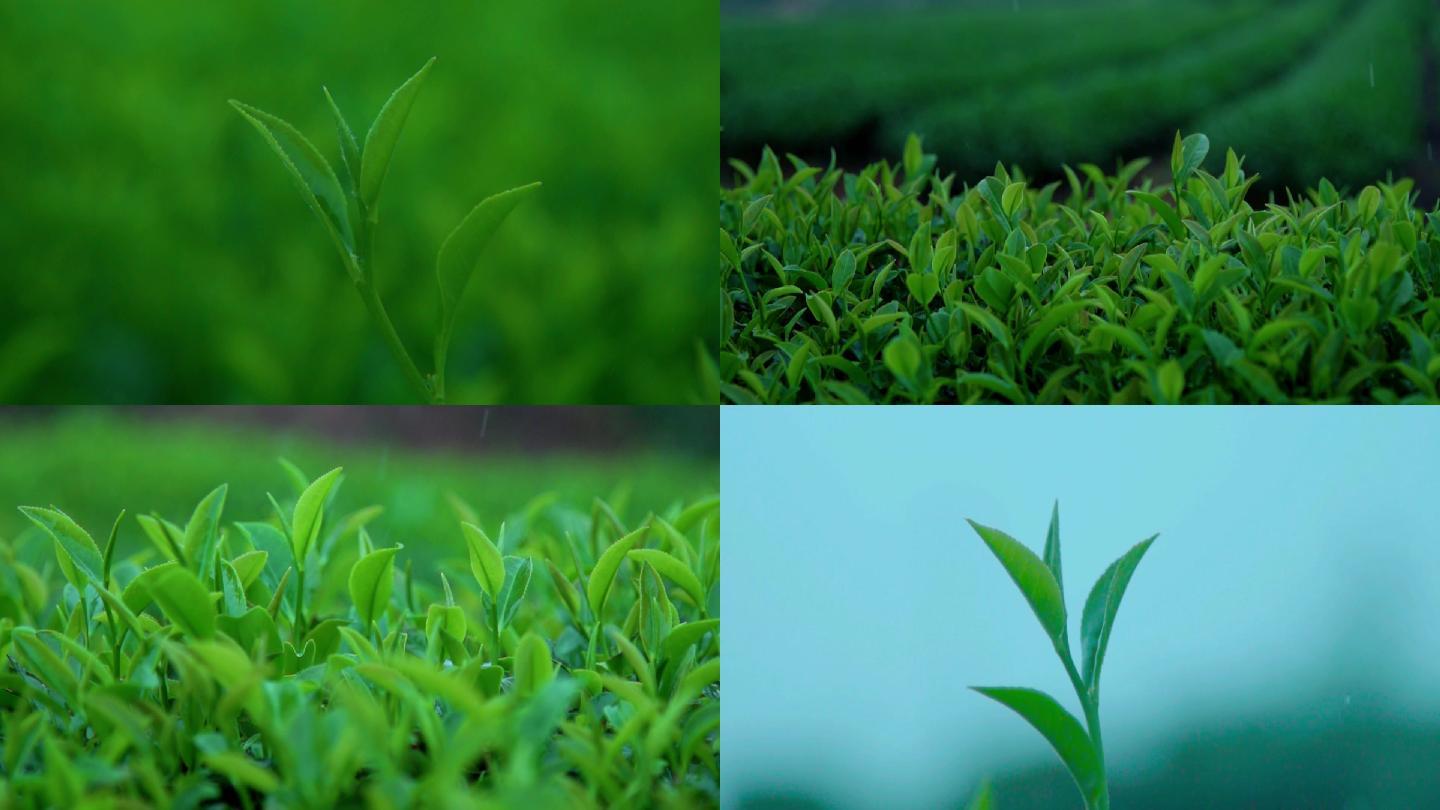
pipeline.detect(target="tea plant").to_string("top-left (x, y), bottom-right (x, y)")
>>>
top-left (0, 462), bottom-right (720, 807)
top-left (721, 132), bottom-right (1440, 403)
top-left (232, 59), bottom-right (538, 404)
top-left (967, 505), bottom-right (1155, 810)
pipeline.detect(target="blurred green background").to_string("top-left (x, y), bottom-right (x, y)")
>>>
top-left (722, 0), bottom-right (1435, 197)
top-left (0, 406), bottom-right (717, 570)
top-left (0, 0), bottom-right (718, 403)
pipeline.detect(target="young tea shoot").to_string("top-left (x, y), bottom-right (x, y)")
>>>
top-left (721, 132), bottom-right (1440, 404)
top-left (966, 504), bottom-right (1156, 810)
top-left (0, 461), bottom-right (720, 806)
top-left (231, 59), bottom-right (538, 403)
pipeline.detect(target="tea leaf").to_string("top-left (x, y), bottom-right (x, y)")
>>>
top-left (972, 686), bottom-right (1105, 807)
top-left (587, 526), bottom-right (645, 619)
top-left (462, 522), bottom-right (505, 601)
top-left (435, 182), bottom-right (543, 340)
top-left (348, 545), bottom-right (402, 632)
top-left (19, 506), bottom-right (103, 590)
top-left (514, 631), bottom-right (553, 696)
top-left (291, 467), bottom-right (343, 569)
top-left (359, 57), bottom-right (435, 209)
top-left (183, 484), bottom-right (228, 584)
top-left (150, 566), bottom-right (217, 639)
top-left (627, 549), bottom-right (705, 608)
top-left (229, 100), bottom-right (352, 252)
top-left (967, 519), bottom-right (1066, 643)
top-left (1081, 535), bottom-right (1157, 693)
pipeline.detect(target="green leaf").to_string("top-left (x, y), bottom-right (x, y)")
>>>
top-left (627, 549), bottom-right (705, 608)
top-left (150, 566), bottom-right (217, 639)
top-left (1080, 536), bottom-right (1157, 692)
top-left (1172, 132), bottom-right (1210, 186)
top-left (972, 686), bottom-right (1105, 807)
top-left (349, 545), bottom-right (402, 631)
top-left (323, 86), bottom-right (361, 195)
top-left (967, 519), bottom-right (1066, 643)
top-left (183, 484), bottom-right (228, 584)
top-left (513, 631), bottom-right (554, 696)
top-left (1128, 190), bottom-right (1185, 240)
top-left (587, 526), bottom-right (645, 619)
top-left (291, 467), bottom-right (343, 569)
top-left (495, 556), bottom-right (533, 633)
top-left (135, 514), bottom-right (186, 566)
top-left (1156, 359), bottom-right (1185, 403)
top-left (1041, 502), bottom-right (1063, 600)
top-left (19, 506), bottom-right (103, 590)
top-left (435, 182), bottom-right (543, 341)
top-left (229, 100), bottom-right (353, 252)
top-left (359, 57), bottom-right (436, 209)
top-left (463, 522), bottom-right (505, 600)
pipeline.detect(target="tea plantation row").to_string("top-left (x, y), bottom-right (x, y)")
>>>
top-left (722, 0), bottom-right (1425, 190)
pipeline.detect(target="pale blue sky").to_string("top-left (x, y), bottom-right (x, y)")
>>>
top-left (721, 407), bottom-right (1440, 808)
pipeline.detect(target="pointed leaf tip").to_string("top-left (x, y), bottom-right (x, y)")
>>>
top-left (1081, 534), bottom-right (1157, 691)
top-left (968, 518), bottom-right (1066, 643)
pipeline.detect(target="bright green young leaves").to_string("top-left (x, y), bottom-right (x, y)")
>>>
top-left (463, 522), bottom-right (506, 600)
top-left (1, 469), bottom-right (720, 807)
top-left (968, 504), bottom-right (1160, 810)
top-left (359, 56), bottom-right (434, 211)
top-left (233, 61), bottom-right (539, 404)
top-left (290, 466), bottom-right (342, 569)
top-left (348, 544), bottom-right (401, 633)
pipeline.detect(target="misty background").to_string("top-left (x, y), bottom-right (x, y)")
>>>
top-left (722, 407), bottom-right (1440, 808)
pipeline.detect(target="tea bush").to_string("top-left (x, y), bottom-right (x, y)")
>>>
top-left (720, 134), bottom-right (1440, 403)
top-left (0, 464), bottom-right (720, 807)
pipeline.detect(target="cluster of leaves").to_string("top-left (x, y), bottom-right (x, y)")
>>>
top-left (0, 463), bottom-right (720, 807)
top-left (721, 132), bottom-right (1440, 403)
top-left (232, 60), bottom-right (538, 404)
top-left (967, 505), bottom-right (1156, 810)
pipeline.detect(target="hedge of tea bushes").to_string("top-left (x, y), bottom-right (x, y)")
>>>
top-left (719, 136), bottom-right (1440, 404)
top-left (0, 466), bottom-right (720, 807)
top-left (720, 0), bottom-right (1263, 158)
top-left (1199, 0), bottom-right (1427, 190)
top-left (892, 0), bottom-right (1345, 183)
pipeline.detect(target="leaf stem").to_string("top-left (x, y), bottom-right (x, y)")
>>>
top-left (1059, 647), bottom-right (1108, 810)
top-left (356, 282), bottom-right (439, 403)
top-left (294, 565), bottom-right (307, 639)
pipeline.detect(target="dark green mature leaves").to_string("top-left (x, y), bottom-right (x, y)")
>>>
top-left (1081, 536), bottom-right (1157, 693)
top-left (973, 687), bottom-right (1106, 806)
top-left (967, 519), bottom-right (1066, 643)
top-left (723, 133), bottom-right (1440, 404)
top-left (359, 56), bottom-right (435, 210)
